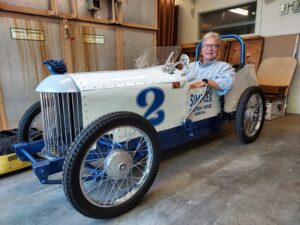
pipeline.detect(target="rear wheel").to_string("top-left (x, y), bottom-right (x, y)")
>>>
top-left (63, 112), bottom-right (160, 219)
top-left (17, 101), bottom-right (43, 143)
top-left (235, 86), bottom-right (265, 143)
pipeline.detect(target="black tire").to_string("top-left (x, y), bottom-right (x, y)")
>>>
top-left (17, 101), bottom-right (43, 143)
top-left (235, 86), bottom-right (266, 143)
top-left (63, 112), bottom-right (160, 219)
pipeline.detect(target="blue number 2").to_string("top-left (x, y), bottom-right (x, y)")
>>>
top-left (136, 87), bottom-right (165, 126)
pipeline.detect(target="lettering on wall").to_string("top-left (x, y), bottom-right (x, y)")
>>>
top-left (82, 34), bottom-right (105, 44)
top-left (10, 28), bottom-right (45, 41)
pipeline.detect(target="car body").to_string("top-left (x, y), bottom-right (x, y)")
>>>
top-left (14, 35), bottom-right (265, 219)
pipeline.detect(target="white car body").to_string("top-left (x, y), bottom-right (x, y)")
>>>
top-left (36, 64), bottom-right (257, 133)
top-left (15, 42), bottom-right (266, 219)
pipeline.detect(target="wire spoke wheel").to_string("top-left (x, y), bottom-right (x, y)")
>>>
top-left (243, 94), bottom-right (264, 137)
top-left (80, 126), bottom-right (153, 207)
top-left (63, 112), bottom-right (160, 219)
top-left (235, 87), bottom-right (266, 143)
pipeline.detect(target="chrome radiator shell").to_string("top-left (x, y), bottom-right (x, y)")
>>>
top-left (40, 92), bottom-right (83, 158)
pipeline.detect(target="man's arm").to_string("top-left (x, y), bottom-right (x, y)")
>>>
top-left (189, 62), bottom-right (236, 95)
top-left (189, 79), bottom-right (221, 90)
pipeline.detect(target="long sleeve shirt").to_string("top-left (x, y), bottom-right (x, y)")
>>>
top-left (183, 60), bottom-right (236, 95)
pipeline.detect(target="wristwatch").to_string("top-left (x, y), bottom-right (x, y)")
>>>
top-left (202, 79), bottom-right (208, 84)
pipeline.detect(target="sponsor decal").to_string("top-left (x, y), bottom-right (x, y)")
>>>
top-left (189, 89), bottom-right (213, 116)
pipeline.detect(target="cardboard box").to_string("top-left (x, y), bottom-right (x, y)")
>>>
top-left (265, 95), bottom-right (285, 120)
top-left (257, 57), bottom-right (297, 120)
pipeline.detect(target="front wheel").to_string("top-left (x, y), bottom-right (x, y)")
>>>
top-left (17, 101), bottom-right (43, 143)
top-left (63, 112), bottom-right (160, 219)
top-left (235, 86), bottom-right (266, 143)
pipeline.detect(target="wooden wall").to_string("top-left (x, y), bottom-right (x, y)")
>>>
top-left (121, 27), bottom-right (157, 69)
top-left (0, 13), bottom-right (63, 128)
top-left (0, 0), bottom-right (158, 29)
top-left (0, 0), bottom-right (158, 130)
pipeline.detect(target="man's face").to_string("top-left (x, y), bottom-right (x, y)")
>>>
top-left (201, 37), bottom-right (220, 62)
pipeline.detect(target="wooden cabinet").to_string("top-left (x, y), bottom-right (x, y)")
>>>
top-left (121, 27), bottom-right (157, 69)
top-left (0, 1), bottom-right (158, 130)
top-left (0, 13), bottom-right (64, 128)
top-left (67, 22), bottom-right (118, 72)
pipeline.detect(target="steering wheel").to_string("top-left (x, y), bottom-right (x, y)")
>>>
top-left (162, 53), bottom-right (190, 74)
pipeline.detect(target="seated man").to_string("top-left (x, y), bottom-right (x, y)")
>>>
top-left (183, 32), bottom-right (236, 95)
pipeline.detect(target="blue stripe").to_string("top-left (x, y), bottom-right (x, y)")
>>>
top-left (158, 116), bottom-right (222, 150)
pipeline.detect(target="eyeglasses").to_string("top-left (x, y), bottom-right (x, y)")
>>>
top-left (202, 44), bottom-right (220, 49)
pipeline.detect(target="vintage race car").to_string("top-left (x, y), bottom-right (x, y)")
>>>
top-left (14, 35), bottom-right (265, 219)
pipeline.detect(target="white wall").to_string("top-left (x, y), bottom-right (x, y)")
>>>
top-left (258, 0), bottom-right (300, 113)
top-left (259, 0), bottom-right (300, 37)
top-left (175, 0), bottom-right (300, 42)
top-left (175, 0), bottom-right (259, 43)
top-left (194, 0), bottom-right (255, 12)
top-left (175, 0), bottom-right (300, 113)
top-left (286, 38), bottom-right (300, 113)
top-left (175, 0), bottom-right (195, 44)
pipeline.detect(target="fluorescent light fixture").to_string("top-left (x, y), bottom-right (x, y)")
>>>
top-left (229, 8), bottom-right (249, 16)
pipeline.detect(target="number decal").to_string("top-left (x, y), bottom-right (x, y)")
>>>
top-left (137, 87), bottom-right (165, 126)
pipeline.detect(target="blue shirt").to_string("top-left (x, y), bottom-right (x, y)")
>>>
top-left (184, 60), bottom-right (236, 95)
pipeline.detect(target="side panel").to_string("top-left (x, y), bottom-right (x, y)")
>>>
top-left (81, 82), bottom-right (221, 132)
top-left (187, 88), bottom-right (220, 122)
top-left (81, 83), bottom-right (186, 131)
top-left (224, 64), bottom-right (257, 113)
top-left (158, 116), bottom-right (221, 150)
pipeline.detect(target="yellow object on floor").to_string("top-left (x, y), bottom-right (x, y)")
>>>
top-left (0, 153), bottom-right (31, 175)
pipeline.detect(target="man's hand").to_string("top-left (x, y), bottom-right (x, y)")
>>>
top-left (189, 81), bottom-right (206, 89)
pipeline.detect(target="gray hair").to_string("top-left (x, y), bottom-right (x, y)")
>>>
top-left (203, 32), bottom-right (221, 43)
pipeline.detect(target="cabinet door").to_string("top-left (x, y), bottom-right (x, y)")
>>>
top-left (121, 0), bottom-right (157, 29)
top-left (121, 28), bottom-right (157, 70)
top-left (0, 15), bottom-right (63, 128)
top-left (68, 23), bottom-right (118, 72)
top-left (76, 0), bottom-right (113, 22)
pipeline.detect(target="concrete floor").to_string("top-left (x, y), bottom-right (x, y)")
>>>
top-left (0, 114), bottom-right (299, 225)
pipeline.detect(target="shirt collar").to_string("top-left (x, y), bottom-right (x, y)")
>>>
top-left (199, 59), bottom-right (217, 67)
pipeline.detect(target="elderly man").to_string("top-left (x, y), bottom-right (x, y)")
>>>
top-left (184, 32), bottom-right (236, 95)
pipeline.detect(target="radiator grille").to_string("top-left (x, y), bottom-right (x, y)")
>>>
top-left (40, 92), bottom-right (83, 158)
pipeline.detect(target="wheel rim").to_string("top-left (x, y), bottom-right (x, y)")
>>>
top-left (79, 126), bottom-right (153, 207)
top-left (29, 112), bottom-right (43, 142)
top-left (243, 93), bottom-right (264, 137)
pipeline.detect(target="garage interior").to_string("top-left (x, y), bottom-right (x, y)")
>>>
top-left (0, 0), bottom-right (299, 224)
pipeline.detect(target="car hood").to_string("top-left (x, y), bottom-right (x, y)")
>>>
top-left (36, 66), bottom-right (183, 93)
